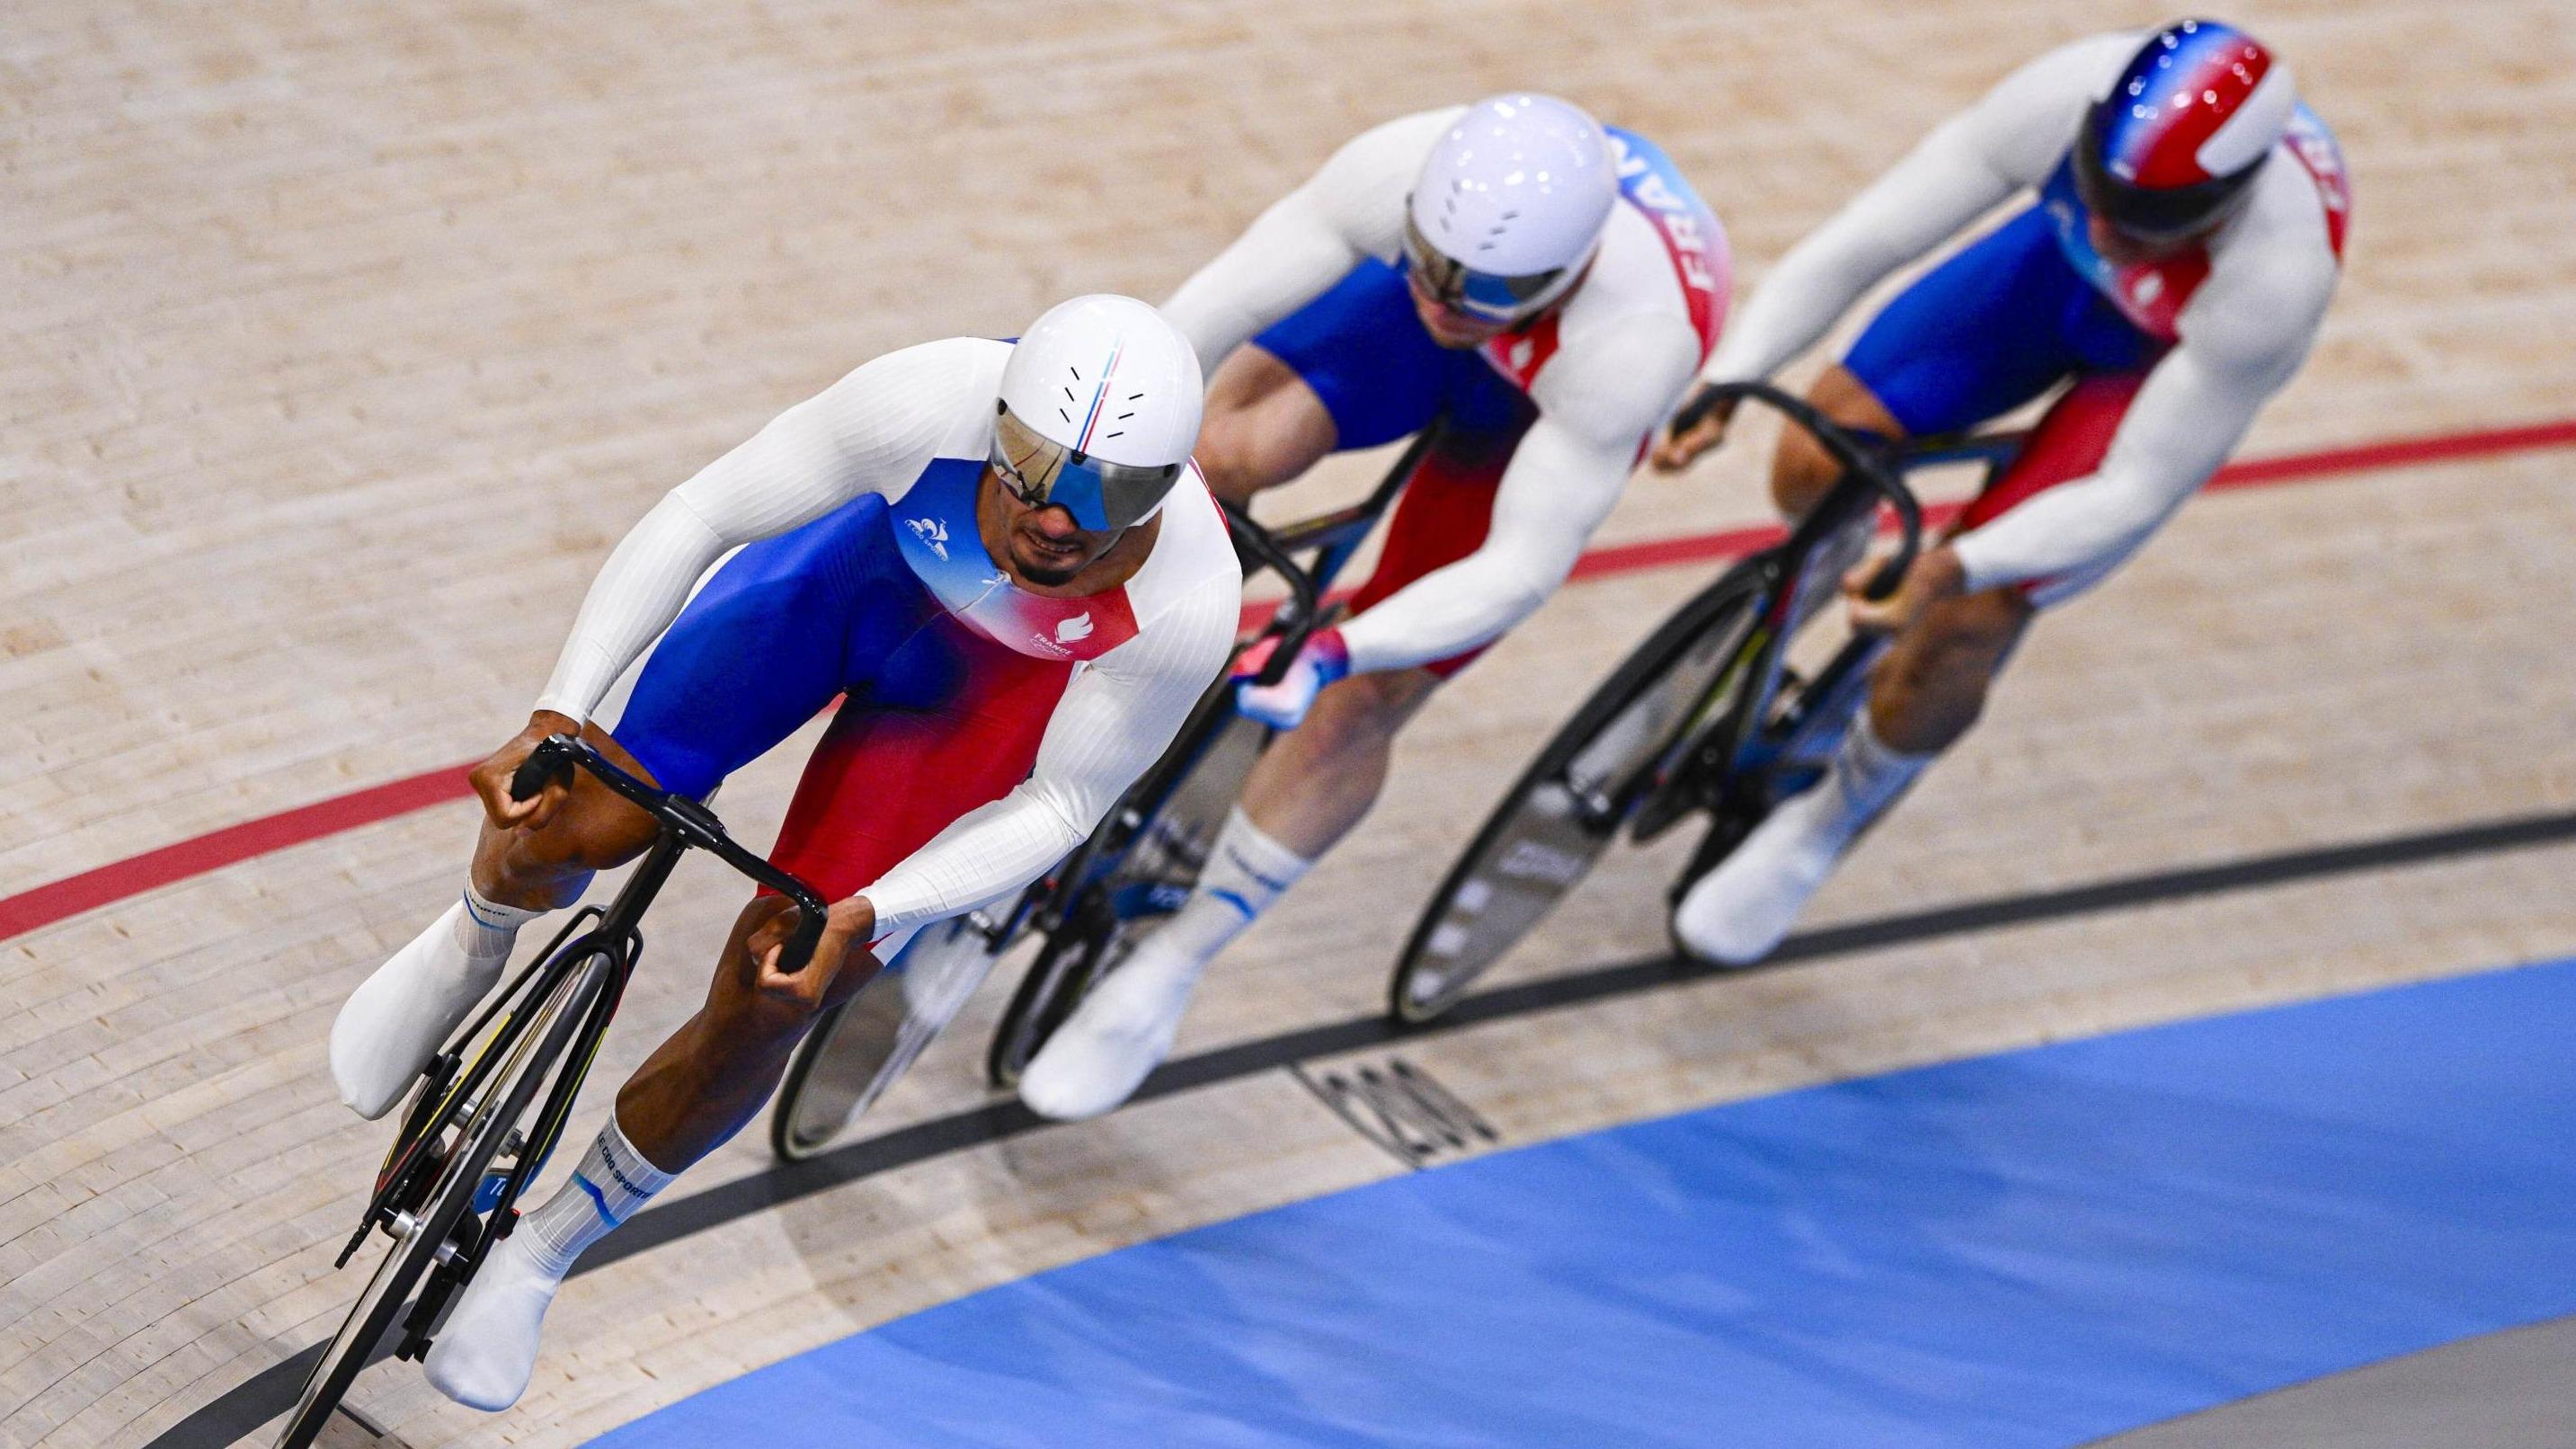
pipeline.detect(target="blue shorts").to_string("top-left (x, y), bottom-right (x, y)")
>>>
top-left (1252, 259), bottom-right (1530, 449)
top-left (613, 491), bottom-right (1038, 801)
top-left (1844, 206), bottom-right (2162, 437)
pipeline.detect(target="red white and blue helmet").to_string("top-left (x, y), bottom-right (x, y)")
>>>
top-left (2073, 20), bottom-right (2297, 242)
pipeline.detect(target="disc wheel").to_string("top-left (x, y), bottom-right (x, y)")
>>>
top-left (1388, 568), bottom-right (1767, 1026)
top-left (274, 953), bottom-right (607, 1449)
top-left (770, 914), bottom-right (1018, 1161)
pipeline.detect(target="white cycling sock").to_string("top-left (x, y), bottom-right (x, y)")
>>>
top-left (1018, 809), bottom-right (1310, 1121)
top-left (1810, 712), bottom-right (1930, 853)
top-left (1162, 807), bottom-right (1313, 964)
top-left (422, 1114), bottom-right (675, 1411)
top-left (459, 883), bottom-right (544, 959)
top-left (520, 1113), bottom-right (675, 1276)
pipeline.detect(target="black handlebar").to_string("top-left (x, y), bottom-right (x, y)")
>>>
top-left (1219, 499), bottom-right (1323, 687)
top-left (1671, 379), bottom-right (1927, 602)
top-left (507, 736), bottom-right (832, 973)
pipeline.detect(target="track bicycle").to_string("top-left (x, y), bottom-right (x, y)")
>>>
top-left (768, 427), bottom-right (1441, 1159)
top-left (1387, 381), bottom-right (2025, 1025)
top-left (277, 736), bottom-right (825, 1447)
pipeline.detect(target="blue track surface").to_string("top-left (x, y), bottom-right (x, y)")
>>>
top-left (593, 960), bottom-right (2576, 1448)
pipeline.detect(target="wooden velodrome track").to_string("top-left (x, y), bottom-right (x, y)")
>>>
top-left (10, 1), bottom-right (2576, 1444)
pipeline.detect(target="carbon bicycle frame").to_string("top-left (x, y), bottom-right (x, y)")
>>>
top-left (1631, 422), bottom-right (2024, 832)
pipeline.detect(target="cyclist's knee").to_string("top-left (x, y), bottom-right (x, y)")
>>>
top-left (1770, 425), bottom-right (1841, 519)
top-left (1871, 589), bottom-right (2028, 745)
top-left (1911, 590), bottom-right (2028, 673)
top-left (1192, 407), bottom-right (1270, 503)
top-left (1297, 669), bottom-right (1435, 762)
top-left (1774, 367), bottom-right (1906, 519)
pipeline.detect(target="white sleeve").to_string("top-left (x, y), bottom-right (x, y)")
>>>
top-left (1951, 244), bottom-right (2333, 591)
top-left (532, 342), bottom-right (974, 723)
top-left (858, 573), bottom-right (1241, 936)
top-left (1159, 111), bottom-right (1439, 373)
top-left (1698, 33), bottom-right (2120, 387)
top-left (1338, 316), bottom-right (1699, 673)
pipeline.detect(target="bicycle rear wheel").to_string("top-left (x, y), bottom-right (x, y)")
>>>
top-left (770, 914), bottom-right (1020, 1161)
top-left (274, 951), bottom-right (608, 1448)
top-left (1389, 567), bottom-right (1768, 1026)
top-left (983, 712), bottom-right (1269, 1089)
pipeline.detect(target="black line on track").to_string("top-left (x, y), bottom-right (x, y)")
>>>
top-left (148, 806), bottom-right (2576, 1448)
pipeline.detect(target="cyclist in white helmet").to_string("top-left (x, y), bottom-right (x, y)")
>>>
top-left (1019, 95), bottom-right (1733, 1121)
top-left (1655, 21), bottom-right (2349, 965)
top-left (325, 295), bottom-right (1240, 1411)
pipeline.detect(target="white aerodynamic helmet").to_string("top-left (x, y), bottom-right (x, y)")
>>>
top-left (1404, 93), bottom-right (1620, 324)
top-left (992, 294), bottom-right (1204, 532)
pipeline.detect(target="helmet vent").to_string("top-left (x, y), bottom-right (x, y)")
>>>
top-left (1106, 392), bottom-right (1143, 440)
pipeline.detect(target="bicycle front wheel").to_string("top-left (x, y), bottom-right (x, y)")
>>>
top-left (275, 950), bottom-right (608, 1449)
top-left (1389, 567), bottom-right (1768, 1026)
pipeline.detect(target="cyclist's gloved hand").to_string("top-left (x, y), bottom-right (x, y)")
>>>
top-left (1233, 627), bottom-right (1351, 731)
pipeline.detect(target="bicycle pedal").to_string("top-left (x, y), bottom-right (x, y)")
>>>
top-left (470, 1170), bottom-right (509, 1217)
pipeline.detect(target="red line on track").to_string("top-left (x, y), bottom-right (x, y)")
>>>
top-left (0, 765), bottom-right (470, 940)
top-left (6, 415), bottom-right (2571, 944)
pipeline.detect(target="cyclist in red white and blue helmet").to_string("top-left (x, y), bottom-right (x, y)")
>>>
top-left (1657, 20), bottom-right (2349, 967)
top-left (2074, 20), bottom-right (2300, 245)
top-left (1017, 96), bottom-right (1735, 1123)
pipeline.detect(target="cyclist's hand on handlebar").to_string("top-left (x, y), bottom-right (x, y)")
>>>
top-left (1234, 627), bottom-right (1352, 731)
top-left (469, 711), bottom-right (584, 831)
top-left (1843, 545), bottom-right (1967, 636)
top-left (1649, 384), bottom-right (1738, 473)
top-left (746, 895), bottom-right (877, 1005)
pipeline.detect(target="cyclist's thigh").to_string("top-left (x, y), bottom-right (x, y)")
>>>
top-left (1843, 207), bottom-right (2149, 439)
top-left (1343, 383), bottom-right (1541, 681)
top-left (1249, 259), bottom-right (1479, 453)
top-left (605, 495), bottom-right (889, 800)
top-left (1198, 347), bottom-right (1338, 503)
top-left (1774, 366), bottom-right (1910, 517)
top-left (1955, 371), bottom-right (2154, 609)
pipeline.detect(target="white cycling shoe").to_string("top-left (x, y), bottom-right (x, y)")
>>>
top-left (1018, 934), bottom-right (1208, 1122)
top-left (423, 1229), bottom-right (562, 1411)
top-left (1670, 787), bottom-right (1848, 967)
top-left (331, 902), bottom-right (506, 1119)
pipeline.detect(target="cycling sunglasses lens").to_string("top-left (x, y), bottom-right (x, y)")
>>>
top-left (991, 406), bottom-right (1178, 532)
top-left (1402, 214), bottom-right (1561, 322)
